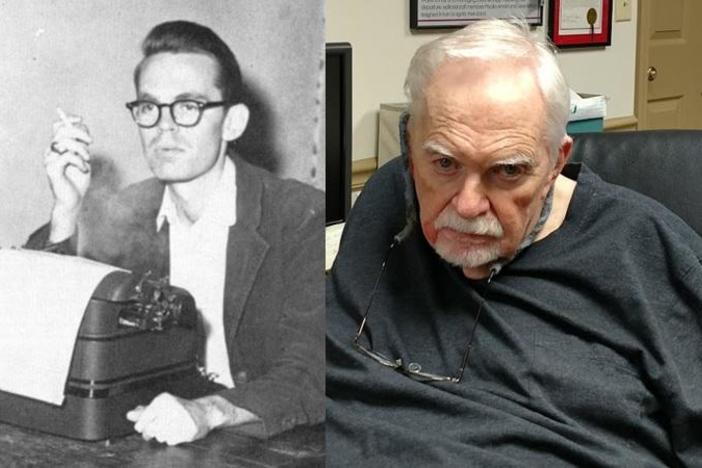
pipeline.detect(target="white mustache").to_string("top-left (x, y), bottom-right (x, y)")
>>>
top-left (434, 207), bottom-right (504, 237)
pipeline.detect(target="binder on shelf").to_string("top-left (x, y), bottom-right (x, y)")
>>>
top-left (568, 91), bottom-right (607, 134)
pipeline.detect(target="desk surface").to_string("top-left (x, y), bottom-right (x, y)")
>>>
top-left (0, 421), bottom-right (324, 467)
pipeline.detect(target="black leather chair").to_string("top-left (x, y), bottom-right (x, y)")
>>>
top-left (568, 130), bottom-right (702, 236)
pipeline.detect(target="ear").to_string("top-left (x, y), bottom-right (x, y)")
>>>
top-left (221, 103), bottom-right (249, 142)
top-left (541, 135), bottom-right (572, 200)
top-left (551, 135), bottom-right (573, 181)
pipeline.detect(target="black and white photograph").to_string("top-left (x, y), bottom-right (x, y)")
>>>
top-left (0, 1), bottom-right (325, 465)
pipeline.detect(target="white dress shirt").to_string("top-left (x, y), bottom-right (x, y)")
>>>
top-left (156, 158), bottom-right (237, 388)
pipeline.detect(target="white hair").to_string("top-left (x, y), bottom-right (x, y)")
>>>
top-left (404, 19), bottom-right (570, 159)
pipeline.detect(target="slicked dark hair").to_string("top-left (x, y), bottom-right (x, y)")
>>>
top-left (133, 20), bottom-right (242, 103)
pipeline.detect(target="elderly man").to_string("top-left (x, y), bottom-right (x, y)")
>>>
top-left (27, 21), bottom-right (324, 445)
top-left (326, 19), bottom-right (702, 466)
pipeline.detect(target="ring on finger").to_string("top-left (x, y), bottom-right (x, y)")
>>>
top-left (50, 142), bottom-right (67, 154)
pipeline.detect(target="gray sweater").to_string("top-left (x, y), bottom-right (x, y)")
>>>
top-left (327, 159), bottom-right (702, 466)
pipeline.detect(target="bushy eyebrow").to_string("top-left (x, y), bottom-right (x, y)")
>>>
top-left (423, 141), bottom-right (454, 158)
top-left (421, 141), bottom-right (537, 170)
top-left (494, 153), bottom-right (536, 168)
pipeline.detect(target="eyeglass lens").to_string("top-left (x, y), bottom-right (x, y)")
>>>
top-left (130, 101), bottom-right (204, 127)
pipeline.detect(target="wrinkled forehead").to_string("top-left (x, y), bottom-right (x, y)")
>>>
top-left (409, 59), bottom-right (546, 138)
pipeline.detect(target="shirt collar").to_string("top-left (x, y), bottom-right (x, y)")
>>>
top-left (156, 157), bottom-right (237, 231)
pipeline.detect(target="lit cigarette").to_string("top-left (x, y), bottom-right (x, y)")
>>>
top-left (56, 107), bottom-right (72, 126)
top-left (55, 106), bottom-right (90, 172)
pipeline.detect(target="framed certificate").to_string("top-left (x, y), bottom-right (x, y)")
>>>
top-left (548, 0), bottom-right (612, 48)
top-left (410, 0), bottom-right (543, 29)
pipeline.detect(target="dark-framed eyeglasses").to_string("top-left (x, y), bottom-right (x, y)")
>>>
top-left (125, 99), bottom-right (229, 128)
top-left (352, 238), bottom-right (494, 384)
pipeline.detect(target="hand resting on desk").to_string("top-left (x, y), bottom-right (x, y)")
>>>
top-left (126, 392), bottom-right (259, 446)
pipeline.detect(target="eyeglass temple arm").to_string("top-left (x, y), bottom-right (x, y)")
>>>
top-left (352, 239), bottom-right (399, 346)
top-left (454, 269), bottom-right (496, 382)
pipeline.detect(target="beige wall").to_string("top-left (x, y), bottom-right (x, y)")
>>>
top-left (0, 0), bottom-right (323, 248)
top-left (326, 0), bottom-right (638, 161)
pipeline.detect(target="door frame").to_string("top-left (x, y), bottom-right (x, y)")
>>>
top-left (633, 0), bottom-right (648, 129)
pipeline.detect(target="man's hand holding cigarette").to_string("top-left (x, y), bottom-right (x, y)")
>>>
top-left (44, 107), bottom-right (93, 243)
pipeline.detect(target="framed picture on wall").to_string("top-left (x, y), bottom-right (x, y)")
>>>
top-left (548, 0), bottom-right (613, 48)
top-left (410, 0), bottom-right (543, 29)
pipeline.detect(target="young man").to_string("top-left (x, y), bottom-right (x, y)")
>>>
top-left (29, 21), bottom-right (324, 445)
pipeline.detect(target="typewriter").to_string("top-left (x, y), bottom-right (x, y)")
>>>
top-left (0, 269), bottom-right (215, 441)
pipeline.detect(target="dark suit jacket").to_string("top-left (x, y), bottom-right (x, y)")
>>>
top-left (27, 155), bottom-right (325, 438)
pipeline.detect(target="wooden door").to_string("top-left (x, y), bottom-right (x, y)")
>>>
top-left (636, 0), bottom-right (702, 129)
